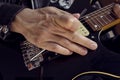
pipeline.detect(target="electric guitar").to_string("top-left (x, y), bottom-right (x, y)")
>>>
top-left (20, 1), bottom-right (120, 80)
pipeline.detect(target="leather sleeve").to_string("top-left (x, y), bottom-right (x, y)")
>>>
top-left (0, 3), bottom-right (25, 25)
top-left (0, 2), bottom-right (25, 40)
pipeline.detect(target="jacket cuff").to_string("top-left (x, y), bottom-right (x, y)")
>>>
top-left (0, 3), bottom-right (25, 25)
top-left (0, 3), bottom-right (25, 40)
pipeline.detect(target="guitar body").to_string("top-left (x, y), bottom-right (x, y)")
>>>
top-left (41, 1), bottom-right (120, 79)
top-left (41, 22), bottom-right (120, 80)
top-left (0, 40), bottom-right (41, 80)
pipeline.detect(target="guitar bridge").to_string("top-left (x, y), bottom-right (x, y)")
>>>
top-left (20, 41), bottom-right (44, 70)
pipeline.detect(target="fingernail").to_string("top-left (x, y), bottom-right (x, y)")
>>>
top-left (81, 49), bottom-right (88, 56)
top-left (65, 51), bottom-right (73, 55)
top-left (90, 43), bottom-right (98, 50)
top-left (69, 51), bottom-right (73, 55)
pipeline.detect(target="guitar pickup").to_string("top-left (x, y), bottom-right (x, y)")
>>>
top-left (75, 22), bottom-right (90, 36)
top-left (21, 41), bottom-right (44, 70)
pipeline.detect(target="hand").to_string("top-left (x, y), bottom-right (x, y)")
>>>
top-left (11, 7), bottom-right (97, 55)
top-left (113, 4), bottom-right (120, 18)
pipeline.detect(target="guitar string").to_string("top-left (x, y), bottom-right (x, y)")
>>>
top-left (82, 10), bottom-right (115, 30)
top-left (80, 3), bottom-right (114, 21)
top-left (80, 3), bottom-right (114, 25)
top-left (45, 1), bottom-right (114, 27)
top-left (72, 71), bottom-right (120, 80)
top-left (80, 3), bottom-right (115, 30)
top-left (30, 49), bottom-right (46, 61)
top-left (78, 4), bottom-right (114, 31)
top-left (94, 16), bottom-right (104, 26)
top-left (80, 4), bottom-right (113, 23)
top-left (80, 4), bottom-right (113, 21)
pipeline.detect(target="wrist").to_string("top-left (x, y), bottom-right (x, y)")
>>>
top-left (10, 8), bottom-right (33, 37)
top-left (0, 3), bottom-right (25, 40)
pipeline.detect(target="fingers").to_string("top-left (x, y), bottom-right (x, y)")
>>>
top-left (34, 7), bottom-right (97, 55)
top-left (40, 42), bottom-right (72, 55)
top-left (113, 4), bottom-right (120, 18)
top-left (50, 35), bottom-right (88, 55)
top-left (52, 28), bottom-right (97, 50)
top-left (36, 33), bottom-right (88, 55)
top-left (51, 9), bottom-right (97, 50)
top-left (73, 13), bottom-right (80, 19)
top-left (38, 33), bottom-right (95, 55)
top-left (73, 31), bottom-right (97, 50)
top-left (44, 42), bottom-right (87, 56)
top-left (69, 33), bottom-right (98, 50)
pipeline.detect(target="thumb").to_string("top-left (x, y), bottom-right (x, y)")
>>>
top-left (73, 13), bottom-right (80, 19)
top-left (113, 4), bottom-right (120, 18)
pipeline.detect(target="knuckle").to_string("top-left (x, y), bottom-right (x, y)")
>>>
top-left (64, 16), bottom-right (72, 23)
top-left (64, 16), bottom-right (75, 27)
top-left (47, 6), bottom-right (57, 10)
top-left (61, 39), bottom-right (70, 46)
top-left (34, 37), bottom-right (40, 44)
top-left (71, 35), bottom-right (76, 40)
top-left (51, 44), bottom-right (58, 50)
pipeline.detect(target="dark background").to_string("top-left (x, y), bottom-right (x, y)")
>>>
top-left (0, 0), bottom-right (117, 80)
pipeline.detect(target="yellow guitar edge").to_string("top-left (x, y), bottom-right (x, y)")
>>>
top-left (102, 19), bottom-right (120, 31)
top-left (72, 71), bottom-right (120, 80)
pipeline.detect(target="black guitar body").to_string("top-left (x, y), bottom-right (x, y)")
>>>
top-left (0, 26), bottom-right (120, 80)
top-left (41, 26), bottom-right (120, 80)
top-left (0, 39), bottom-right (41, 80)
top-left (40, 1), bottom-right (120, 79)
